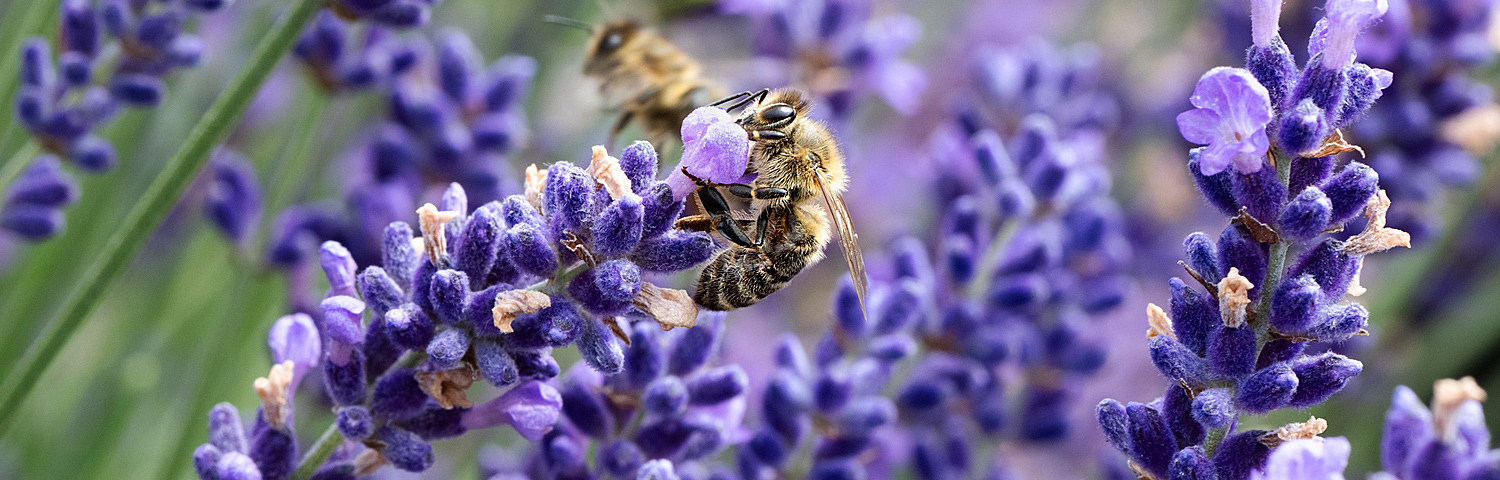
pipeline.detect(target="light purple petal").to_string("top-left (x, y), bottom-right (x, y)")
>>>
top-left (1251, 437), bottom-right (1349, 480)
top-left (461, 381), bottom-right (563, 441)
top-left (1198, 141), bottom-right (1240, 176)
top-left (680, 106), bottom-right (733, 145)
top-left (669, 109), bottom-right (751, 200)
top-left (1177, 108), bottom-right (1222, 145)
top-left (267, 313), bottom-right (321, 388)
top-left (876, 61), bottom-right (926, 115)
top-left (319, 241), bottom-right (358, 298)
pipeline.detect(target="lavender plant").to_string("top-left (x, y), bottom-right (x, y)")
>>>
top-left (192, 137), bottom-right (728, 478)
top-left (3, 0), bottom-right (231, 241)
top-left (717, 0), bottom-right (927, 119)
top-left (1097, 1), bottom-right (1415, 478)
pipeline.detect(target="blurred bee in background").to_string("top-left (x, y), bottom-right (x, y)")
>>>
top-left (545, 15), bottom-right (724, 147)
top-left (676, 88), bottom-right (867, 312)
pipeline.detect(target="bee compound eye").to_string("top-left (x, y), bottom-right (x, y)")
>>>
top-left (599, 32), bottom-right (623, 53)
top-left (761, 104), bottom-right (795, 123)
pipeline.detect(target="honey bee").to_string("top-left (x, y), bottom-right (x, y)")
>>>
top-left (546, 15), bottom-right (724, 146)
top-left (675, 88), bottom-right (868, 312)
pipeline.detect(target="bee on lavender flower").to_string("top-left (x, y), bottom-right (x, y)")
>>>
top-left (678, 88), bottom-right (867, 312)
top-left (546, 15), bottom-right (724, 147)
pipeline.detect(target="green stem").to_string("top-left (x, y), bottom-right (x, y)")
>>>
top-left (0, 141), bottom-right (39, 193)
top-left (289, 423), bottom-right (344, 480)
top-left (0, 0), bottom-right (325, 438)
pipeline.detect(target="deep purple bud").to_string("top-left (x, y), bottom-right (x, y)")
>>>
top-left (632, 231), bottom-right (715, 272)
top-left (376, 426), bottom-right (433, 472)
top-left (454, 208), bottom-right (502, 282)
top-left (1236, 363), bottom-right (1298, 413)
top-left (597, 440), bottom-right (645, 477)
top-left (384, 304), bottom-right (435, 350)
top-left (808, 460), bottom-right (861, 480)
top-left (1270, 274), bottom-right (1321, 335)
top-left (8, 156), bottom-right (77, 207)
top-left (398, 406), bottom-right (467, 440)
top-left (70, 136), bottom-right (116, 172)
top-left (1288, 239), bottom-right (1359, 299)
top-left (1289, 156), bottom-right (1335, 197)
top-left (335, 406), bottom-right (373, 441)
top-left (1246, 36), bottom-right (1297, 107)
top-left (1230, 164), bottom-right (1287, 223)
top-left (194, 444), bottom-right (222, 480)
top-left (1335, 63), bottom-right (1390, 128)
top-left (874, 279), bottom-right (921, 335)
top-left (1308, 303), bottom-right (1368, 342)
top-left (1188, 149), bottom-right (1240, 217)
top-left (1149, 336), bottom-right (1214, 388)
top-left (1170, 278), bottom-right (1219, 356)
top-left (868, 334), bottom-right (917, 362)
top-left (835, 396), bottom-right (896, 436)
top-left (578, 317), bottom-right (625, 374)
top-left (1208, 324), bottom-right (1257, 378)
top-left (641, 376), bottom-right (689, 419)
top-left (207, 156), bottom-right (262, 244)
top-left (428, 269), bottom-right (469, 325)
top-left (619, 141), bottom-right (659, 193)
top-left (509, 301), bottom-right (582, 349)
top-left (560, 377), bottom-right (614, 438)
top-left (61, 1), bottom-right (101, 54)
top-left (1277, 99), bottom-right (1329, 156)
top-left (747, 429), bottom-right (790, 466)
top-left (356, 266), bottom-right (406, 317)
top-left (216, 452), bottom-right (262, 480)
top-left (1257, 339), bottom-right (1305, 370)
top-left (775, 334), bottom-right (814, 379)
top-left (1290, 61), bottom-right (1347, 116)
top-left (514, 349), bottom-right (560, 380)
top-left (668, 314), bottom-right (722, 375)
top-left (1191, 387), bottom-right (1236, 429)
top-left (208, 403), bottom-right (249, 454)
top-left (688, 366), bottom-right (748, 405)
top-left (19, 39), bottom-right (54, 87)
top-left (591, 194), bottom-right (645, 257)
top-left (1217, 226), bottom-right (1267, 296)
top-left (971, 129), bottom-right (1015, 186)
top-left (383, 222), bottom-right (420, 291)
top-left (249, 427), bottom-right (295, 480)
top-left (436, 32), bottom-right (479, 102)
top-left (1213, 430), bottom-right (1272, 480)
top-left (58, 51), bottom-right (91, 87)
top-left (569, 259), bottom-right (642, 315)
top-left (1183, 233), bottom-right (1221, 282)
top-left (110, 74), bottom-right (165, 106)
top-left (1406, 442), bottom-right (1463, 480)
top-left (619, 321), bottom-right (666, 390)
top-left (1125, 403), bottom-right (1177, 478)
top-left (371, 368), bottom-right (428, 419)
top-left (1097, 399), bottom-right (1131, 454)
top-left (1287, 352), bottom-right (1361, 407)
top-left (316, 243), bottom-right (357, 299)
top-left (640, 182), bottom-right (683, 239)
top-left (1163, 385), bottom-right (1205, 447)
top-left (320, 296), bottom-right (365, 364)
top-left (1169, 447), bottom-right (1215, 480)
top-left (1320, 162), bottom-right (1378, 225)
top-left (1, 204), bottom-right (64, 240)
top-left (426, 328), bottom-right (471, 370)
top-left (503, 223), bottom-right (558, 276)
top-left (545, 162), bottom-right (594, 230)
top-left (474, 337), bottom-right (518, 386)
top-left (1381, 386), bottom-right (1434, 475)
top-left (1278, 187), bottom-right (1332, 241)
top-left (763, 371), bottom-right (812, 442)
top-left (833, 278), bottom-right (868, 338)
top-left (988, 273), bottom-right (1049, 312)
top-left (324, 349), bottom-right (365, 405)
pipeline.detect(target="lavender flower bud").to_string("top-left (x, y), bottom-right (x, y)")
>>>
top-left (1183, 232), bottom-right (1221, 282)
top-left (514, 349), bottom-right (560, 380)
top-left (1320, 162), bottom-right (1379, 224)
top-left (763, 371), bottom-right (812, 442)
top-left (399, 406), bottom-right (466, 440)
top-left (545, 162), bottom-right (594, 230)
top-left (426, 328), bottom-right (471, 370)
top-left (643, 375), bottom-right (690, 419)
top-left (335, 406), bottom-right (373, 441)
top-left (1287, 352), bottom-right (1362, 407)
top-left (618, 322), bottom-right (666, 390)
top-left (1288, 239), bottom-right (1359, 299)
top-left (19, 39), bottom-right (54, 87)
top-left (454, 207), bottom-right (502, 282)
top-left (428, 269), bottom-right (469, 325)
top-left (1208, 324), bottom-right (1257, 378)
top-left (578, 317), bottom-right (625, 374)
top-left (1169, 446), bottom-right (1215, 480)
top-left (1163, 385), bottom-right (1206, 447)
top-left (1188, 149), bottom-right (1240, 217)
top-left (1097, 399), bottom-right (1131, 453)
top-left (1308, 303), bottom-right (1368, 341)
top-left (1257, 339), bottom-right (1305, 369)
top-left (207, 156), bottom-right (262, 244)
top-left (1278, 99), bottom-right (1329, 156)
top-left (1289, 156), bottom-right (1336, 196)
top-left (640, 182), bottom-right (683, 239)
top-left (474, 337), bottom-right (519, 386)
top-left (688, 366), bottom-right (748, 405)
top-left (1246, 36), bottom-right (1296, 107)
top-left (1230, 163), bottom-right (1287, 223)
top-left (383, 222), bottom-right (420, 291)
top-left (836, 396), bottom-right (897, 436)
top-left (833, 278), bottom-right (868, 337)
top-left (569, 259), bottom-right (642, 315)
top-left (61, 0), bottom-right (100, 55)
top-left (209, 403), bottom-right (248, 454)
top-left (1170, 278), bottom-right (1219, 356)
top-left (875, 279), bottom-right (921, 334)
top-left (774, 334), bottom-right (814, 380)
top-left (1191, 388), bottom-right (1237, 429)
top-left (591, 194), bottom-right (646, 258)
top-left (1, 204), bottom-right (64, 240)
top-left (1270, 275), bottom-right (1322, 334)
top-left (1125, 403), bottom-right (1177, 478)
top-left (249, 426), bottom-right (295, 480)
top-left (1217, 226), bottom-right (1267, 297)
top-left (1212, 430), bottom-right (1271, 480)
top-left (668, 313), bottom-right (722, 375)
top-left (324, 349), bottom-right (365, 405)
top-left (1279, 187), bottom-right (1333, 241)
top-left (1290, 60), bottom-right (1348, 118)
top-left (632, 231), bottom-right (716, 272)
top-left (384, 304), bottom-right (434, 350)
top-left (869, 334), bottom-right (917, 362)
top-left (503, 223), bottom-right (558, 276)
top-left (8, 156), bottom-right (77, 207)
top-left (110, 74), bottom-right (166, 106)
top-left (193, 444), bottom-right (221, 480)
top-left (1236, 363), bottom-right (1298, 413)
top-left (376, 426), bottom-right (433, 472)
top-left (600, 439), bottom-right (645, 477)
top-left (619, 141), bottom-right (659, 193)
top-left (1382, 386), bottom-right (1434, 475)
top-left (1335, 63), bottom-right (1392, 128)
top-left (371, 368), bottom-right (428, 419)
top-left (217, 452), bottom-right (262, 480)
top-left (71, 136), bottom-right (117, 172)
top-left (320, 296), bottom-right (365, 364)
top-left (1149, 336), bottom-right (1214, 387)
top-left (357, 266), bottom-right (406, 316)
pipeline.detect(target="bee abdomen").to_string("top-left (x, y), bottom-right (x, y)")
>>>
top-left (693, 247), bottom-right (806, 311)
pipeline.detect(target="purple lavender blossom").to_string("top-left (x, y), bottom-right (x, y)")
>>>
top-left (1250, 437), bottom-right (1351, 480)
top-left (1177, 67), bottom-right (1274, 175)
top-left (1376, 378), bottom-right (1500, 480)
top-left (1, 156), bottom-right (78, 241)
top-left (294, 11), bottom-right (419, 94)
top-left (666, 106), bottom-right (752, 200)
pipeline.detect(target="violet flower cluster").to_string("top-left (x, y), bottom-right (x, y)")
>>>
top-left (267, 30), bottom-right (535, 276)
top-left (1375, 377), bottom-right (1500, 480)
top-left (1098, 1), bottom-right (1415, 479)
top-left (717, 0), bottom-right (927, 119)
top-left (292, 11), bottom-right (421, 95)
top-left (193, 136), bottom-right (724, 478)
top-left (5, 0), bottom-right (230, 241)
top-left (1351, 0), bottom-right (1500, 241)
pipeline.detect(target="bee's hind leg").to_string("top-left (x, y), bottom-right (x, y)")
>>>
top-left (679, 185), bottom-right (761, 249)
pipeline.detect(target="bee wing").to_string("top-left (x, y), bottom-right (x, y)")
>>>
top-left (815, 171), bottom-right (868, 314)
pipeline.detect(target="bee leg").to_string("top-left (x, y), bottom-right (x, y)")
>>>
top-left (608, 111), bottom-right (635, 147)
top-left (724, 184), bottom-right (788, 200)
top-left (694, 185), bottom-right (761, 249)
top-left (675, 214), bottom-right (714, 232)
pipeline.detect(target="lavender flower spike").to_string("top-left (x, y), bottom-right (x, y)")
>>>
top-left (1177, 67), bottom-right (1273, 175)
top-left (665, 107), bottom-right (751, 200)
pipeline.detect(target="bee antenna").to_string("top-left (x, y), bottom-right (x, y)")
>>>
top-left (543, 15), bottom-right (594, 32)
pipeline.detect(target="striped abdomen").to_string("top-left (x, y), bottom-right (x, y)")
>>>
top-left (693, 244), bottom-right (813, 311)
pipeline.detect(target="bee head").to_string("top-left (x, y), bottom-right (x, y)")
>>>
top-left (589, 20), bottom-right (641, 58)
